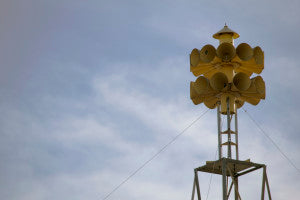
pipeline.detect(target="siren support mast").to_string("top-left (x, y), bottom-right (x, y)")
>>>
top-left (217, 101), bottom-right (239, 160)
top-left (189, 25), bottom-right (271, 200)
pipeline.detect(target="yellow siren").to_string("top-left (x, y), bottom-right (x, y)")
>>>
top-left (233, 44), bottom-right (264, 75)
top-left (189, 26), bottom-right (265, 111)
top-left (190, 71), bottom-right (265, 111)
top-left (190, 82), bottom-right (218, 109)
top-left (216, 42), bottom-right (236, 62)
top-left (237, 76), bottom-right (265, 105)
top-left (190, 43), bottom-right (264, 78)
top-left (210, 72), bottom-right (228, 91)
top-left (190, 76), bottom-right (219, 109)
top-left (190, 45), bottom-right (218, 77)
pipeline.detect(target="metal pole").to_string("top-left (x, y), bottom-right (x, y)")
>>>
top-left (226, 97), bottom-right (232, 159)
top-left (265, 168), bottom-right (272, 200)
top-left (194, 169), bottom-right (201, 200)
top-left (227, 166), bottom-right (241, 200)
top-left (234, 109), bottom-right (239, 200)
top-left (191, 177), bottom-right (196, 200)
top-left (235, 110), bottom-right (239, 160)
top-left (218, 104), bottom-right (222, 159)
top-left (222, 159), bottom-right (227, 200)
top-left (227, 181), bottom-right (233, 198)
top-left (261, 166), bottom-right (266, 200)
top-left (234, 177), bottom-right (239, 200)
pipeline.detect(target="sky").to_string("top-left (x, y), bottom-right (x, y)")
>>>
top-left (0, 0), bottom-right (300, 199)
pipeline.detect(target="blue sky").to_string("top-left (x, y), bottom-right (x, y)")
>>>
top-left (0, 0), bottom-right (299, 199)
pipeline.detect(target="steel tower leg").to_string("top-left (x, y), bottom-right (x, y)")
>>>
top-left (222, 159), bottom-right (227, 200)
top-left (235, 110), bottom-right (239, 160)
top-left (234, 110), bottom-right (239, 200)
top-left (226, 97), bottom-right (232, 159)
top-left (217, 105), bottom-right (222, 159)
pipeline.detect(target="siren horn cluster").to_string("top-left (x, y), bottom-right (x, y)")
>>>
top-left (189, 26), bottom-right (265, 114)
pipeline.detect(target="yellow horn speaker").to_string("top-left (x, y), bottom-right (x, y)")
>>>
top-left (220, 94), bottom-right (235, 114)
top-left (200, 44), bottom-right (216, 63)
top-left (236, 43), bottom-right (253, 61)
top-left (193, 76), bottom-right (215, 95)
top-left (204, 97), bottom-right (219, 109)
top-left (253, 46), bottom-right (264, 65)
top-left (242, 76), bottom-right (265, 99)
top-left (216, 42), bottom-right (236, 62)
top-left (190, 82), bottom-right (204, 105)
top-left (190, 48), bottom-right (201, 67)
top-left (234, 46), bottom-right (264, 75)
top-left (210, 72), bottom-right (228, 91)
top-left (237, 75), bottom-right (265, 106)
top-left (232, 72), bottom-right (251, 91)
top-left (190, 48), bottom-right (213, 76)
top-left (238, 96), bottom-right (261, 105)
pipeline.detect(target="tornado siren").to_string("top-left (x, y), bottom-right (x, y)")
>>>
top-left (190, 25), bottom-right (265, 114)
top-left (189, 25), bottom-right (272, 200)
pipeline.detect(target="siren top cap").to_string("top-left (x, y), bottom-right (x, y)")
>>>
top-left (213, 25), bottom-right (240, 39)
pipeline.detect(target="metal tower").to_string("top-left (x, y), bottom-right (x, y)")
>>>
top-left (189, 25), bottom-right (272, 200)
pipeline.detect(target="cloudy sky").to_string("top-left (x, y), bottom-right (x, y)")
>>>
top-left (0, 0), bottom-right (300, 199)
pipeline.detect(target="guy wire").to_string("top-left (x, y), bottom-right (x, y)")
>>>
top-left (243, 108), bottom-right (300, 173)
top-left (102, 108), bottom-right (210, 200)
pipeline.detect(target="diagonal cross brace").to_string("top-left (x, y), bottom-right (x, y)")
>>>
top-left (191, 169), bottom-right (201, 200)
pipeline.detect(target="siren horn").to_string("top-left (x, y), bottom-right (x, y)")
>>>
top-left (190, 82), bottom-right (204, 105)
top-left (200, 44), bottom-right (216, 63)
top-left (236, 43), bottom-right (253, 61)
top-left (210, 72), bottom-right (228, 91)
top-left (193, 76), bottom-right (215, 95)
top-left (253, 46), bottom-right (264, 65)
top-left (239, 96), bottom-right (261, 105)
top-left (216, 42), bottom-right (236, 62)
top-left (190, 48), bottom-right (201, 67)
top-left (242, 76), bottom-right (265, 99)
top-left (233, 72), bottom-right (251, 91)
top-left (190, 48), bottom-right (214, 76)
top-left (204, 97), bottom-right (219, 109)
